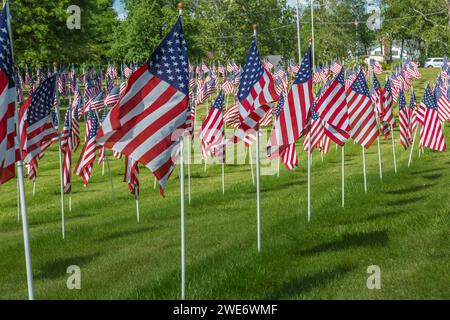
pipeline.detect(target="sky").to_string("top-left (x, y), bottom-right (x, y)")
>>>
top-left (113, 0), bottom-right (126, 19)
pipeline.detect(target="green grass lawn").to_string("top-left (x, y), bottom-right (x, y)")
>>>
top-left (0, 68), bottom-right (449, 299)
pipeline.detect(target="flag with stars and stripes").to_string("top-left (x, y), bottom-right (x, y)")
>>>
top-left (398, 88), bottom-right (411, 149)
top-left (20, 75), bottom-right (58, 164)
top-left (274, 45), bottom-right (313, 149)
top-left (347, 70), bottom-right (379, 148)
top-left (199, 92), bottom-right (225, 163)
top-left (419, 85), bottom-right (446, 151)
top-left (435, 83), bottom-right (450, 122)
top-left (75, 109), bottom-right (99, 186)
top-left (313, 68), bottom-right (350, 145)
top-left (105, 86), bottom-right (120, 107)
top-left (408, 87), bottom-right (418, 134)
top-left (0, 6), bottom-right (17, 184)
top-left (280, 142), bottom-right (297, 170)
top-left (96, 18), bottom-right (189, 196)
top-left (380, 78), bottom-right (395, 139)
top-left (303, 107), bottom-right (324, 152)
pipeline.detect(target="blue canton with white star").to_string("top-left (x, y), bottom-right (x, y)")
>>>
top-left (398, 90), bottom-right (406, 110)
top-left (409, 89), bottom-right (415, 109)
top-left (275, 93), bottom-right (284, 117)
top-left (147, 17), bottom-right (189, 96)
top-left (351, 71), bottom-right (370, 97)
top-left (237, 37), bottom-right (264, 101)
top-left (373, 74), bottom-right (381, 90)
top-left (336, 68), bottom-right (345, 85)
top-left (293, 46), bottom-right (311, 84)
top-left (87, 109), bottom-right (99, 140)
top-left (212, 92), bottom-right (224, 111)
top-left (0, 7), bottom-right (14, 87)
top-left (384, 78), bottom-right (392, 94)
top-left (27, 75), bottom-right (56, 126)
top-left (423, 85), bottom-right (437, 110)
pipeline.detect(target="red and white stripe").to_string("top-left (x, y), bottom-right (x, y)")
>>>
top-left (280, 143), bottom-right (297, 170)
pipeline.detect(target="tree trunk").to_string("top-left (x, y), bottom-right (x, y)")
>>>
top-left (400, 38), bottom-right (404, 60)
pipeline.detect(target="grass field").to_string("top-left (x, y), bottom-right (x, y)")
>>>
top-left (0, 68), bottom-right (449, 299)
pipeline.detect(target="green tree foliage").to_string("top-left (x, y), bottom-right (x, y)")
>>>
top-left (10, 0), bottom-right (117, 67)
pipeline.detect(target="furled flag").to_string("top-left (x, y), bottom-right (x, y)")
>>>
top-left (124, 156), bottom-right (139, 195)
top-left (390, 73), bottom-right (401, 103)
top-left (398, 88), bottom-right (411, 149)
top-left (372, 73), bottom-right (383, 116)
top-left (96, 17), bottom-right (189, 196)
top-left (303, 107), bottom-right (325, 152)
top-left (20, 75), bottom-right (58, 164)
top-left (233, 36), bottom-right (278, 145)
top-left (75, 109), bottom-right (99, 186)
top-left (281, 142), bottom-right (298, 170)
top-left (0, 6), bottom-right (17, 184)
top-left (314, 68), bottom-right (350, 145)
top-left (199, 92), bottom-right (225, 162)
top-left (61, 106), bottom-right (72, 193)
top-left (369, 59), bottom-right (383, 74)
top-left (85, 90), bottom-right (104, 112)
top-left (71, 97), bottom-right (81, 151)
top-left (347, 70), bottom-right (379, 148)
top-left (419, 85), bottom-right (446, 151)
top-left (270, 46), bottom-right (313, 153)
top-left (408, 87), bottom-right (417, 134)
top-left (223, 98), bottom-right (240, 127)
top-left (330, 60), bottom-right (342, 77)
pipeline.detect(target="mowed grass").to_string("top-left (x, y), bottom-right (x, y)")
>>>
top-left (0, 68), bottom-right (449, 299)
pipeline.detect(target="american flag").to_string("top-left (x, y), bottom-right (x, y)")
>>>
top-left (234, 36), bottom-right (278, 145)
top-left (105, 86), bottom-right (120, 107)
top-left (267, 93), bottom-right (287, 158)
top-left (221, 79), bottom-right (234, 95)
top-left (119, 69), bottom-right (127, 98)
top-left (372, 73), bottom-right (383, 116)
top-left (280, 142), bottom-right (297, 170)
top-left (124, 156), bottom-right (139, 195)
top-left (61, 105), bottom-right (72, 193)
top-left (398, 88), bottom-right (411, 149)
top-left (226, 61), bottom-right (234, 73)
top-left (415, 85), bottom-right (430, 126)
top-left (406, 62), bottom-right (420, 79)
top-left (264, 59), bottom-right (274, 70)
top-left (97, 109), bottom-right (108, 165)
top-left (345, 70), bottom-right (357, 90)
top-left (199, 92), bottom-right (225, 162)
top-left (347, 70), bottom-right (378, 148)
top-left (314, 68), bottom-right (350, 145)
top-left (60, 105), bottom-right (71, 151)
top-left (20, 75), bottom-right (58, 164)
top-left (380, 78), bottom-right (395, 139)
top-left (123, 64), bottom-right (132, 78)
top-left (434, 81), bottom-right (450, 122)
top-left (71, 96), bottom-right (81, 151)
top-left (408, 87), bottom-right (418, 134)
top-left (90, 90), bottom-right (105, 111)
top-left (96, 18), bottom-right (189, 195)
top-left (330, 61), bottom-right (342, 76)
top-left (419, 84), bottom-right (446, 151)
top-left (390, 73), bottom-right (401, 102)
top-left (75, 109), bottom-right (99, 186)
top-left (369, 59), bottom-right (383, 74)
top-left (0, 6), bottom-right (17, 184)
top-left (273, 45), bottom-right (312, 148)
top-left (223, 99), bottom-right (240, 127)
top-left (303, 108), bottom-right (324, 152)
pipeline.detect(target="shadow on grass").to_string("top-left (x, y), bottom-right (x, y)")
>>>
top-left (99, 226), bottom-right (157, 241)
top-left (296, 231), bottom-right (388, 257)
top-left (269, 264), bottom-right (357, 299)
top-left (36, 253), bottom-right (100, 280)
top-left (385, 196), bottom-right (425, 206)
top-left (384, 183), bottom-right (435, 195)
top-left (411, 167), bottom-right (445, 175)
top-left (422, 173), bottom-right (442, 180)
top-left (366, 210), bottom-right (405, 222)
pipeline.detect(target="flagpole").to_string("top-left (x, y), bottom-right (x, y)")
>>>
top-left (178, 2), bottom-right (186, 300)
top-left (310, 0), bottom-right (315, 69)
top-left (54, 64), bottom-right (65, 239)
top-left (16, 174), bottom-right (20, 222)
top-left (308, 0), bottom-right (314, 223)
top-left (32, 180), bottom-right (36, 196)
top-left (135, 186), bottom-right (140, 224)
top-left (362, 146), bottom-right (367, 193)
top-left (341, 145), bottom-right (345, 208)
top-left (6, 0), bottom-right (34, 299)
top-left (391, 125), bottom-right (397, 173)
top-left (253, 24), bottom-right (261, 253)
top-left (296, 0), bottom-right (302, 62)
top-left (249, 146), bottom-right (255, 185)
top-left (377, 136), bottom-right (382, 180)
top-left (408, 126), bottom-right (418, 167)
top-left (187, 136), bottom-right (191, 203)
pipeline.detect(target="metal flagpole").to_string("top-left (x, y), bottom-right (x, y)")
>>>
top-left (253, 24), bottom-right (261, 253)
top-left (391, 125), bottom-right (397, 173)
top-left (187, 136), bottom-right (191, 203)
top-left (408, 126), bottom-right (418, 167)
top-left (135, 186), bottom-right (140, 224)
top-left (362, 146), bottom-right (367, 193)
top-left (178, 2), bottom-right (186, 300)
top-left (32, 180), bottom-right (35, 196)
top-left (6, 0), bottom-right (34, 299)
top-left (249, 146), bottom-right (255, 185)
top-left (310, 0), bottom-right (315, 69)
top-left (377, 136), bottom-right (382, 180)
top-left (54, 64), bottom-right (65, 239)
top-left (153, 176), bottom-right (157, 189)
top-left (308, 0), bottom-right (314, 223)
top-left (341, 145), bottom-right (345, 208)
top-left (17, 174), bottom-right (20, 222)
top-left (102, 161), bottom-right (105, 176)
top-left (296, 0), bottom-right (302, 61)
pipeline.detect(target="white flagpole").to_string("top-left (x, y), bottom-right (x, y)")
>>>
top-left (102, 161), bottom-right (105, 176)
top-left (253, 24), bottom-right (261, 253)
top-left (341, 145), bottom-right (345, 208)
top-left (310, 0), bottom-right (315, 68)
top-left (187, 137), bottom-right (191, 203)
top-left (296, 0), bottom-right (302, 61)
top-left (391, 125), bottom-right (397, 173)
top-left (32, 180), bottom-right (35, 196)
top-left (249, 146), bottom-right (255, 185)
top-left (221, 160), bottom-right (225, 194)
top-left (153, 176), bottom-right (157, 189)
top-left (408, 126), bottom-right (418, 167)
top-left (308, 0), bottom-right (314, 224)
top-left (178, 3), bottom-right (186, 300)
top-left (16, 174), bottom-right (20, 222)
top-left (377, 136), bottom-right (382, 180)
top-left (362, 146), bottom-right (367, 193)
top-left (135, 187), bottom-right (140, 224)
top-left (54, 65), bottom-right (65, 240)
top-left (6, 0), bottom-right (34, 298)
